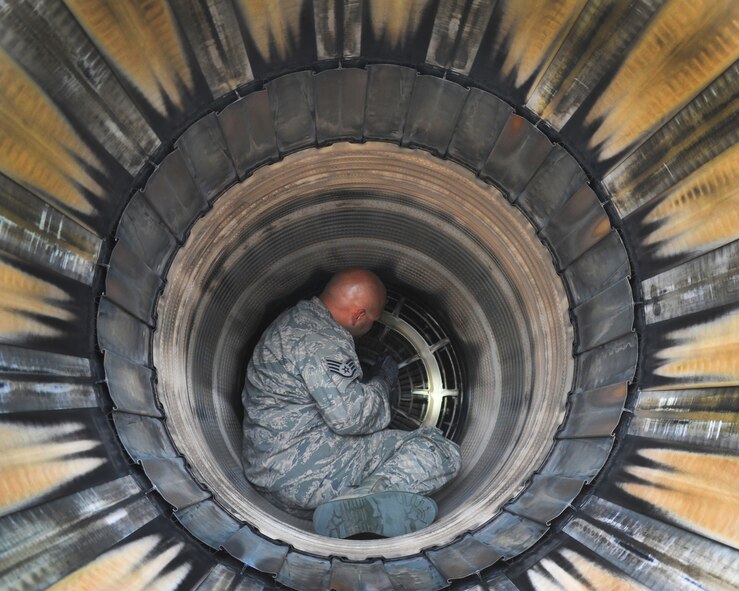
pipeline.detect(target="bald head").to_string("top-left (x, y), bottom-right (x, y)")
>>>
top-left (320, 269), bottom-right (387, 337)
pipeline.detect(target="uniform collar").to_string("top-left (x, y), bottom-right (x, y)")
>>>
top-left (309, 297), bottom-right (352, 338)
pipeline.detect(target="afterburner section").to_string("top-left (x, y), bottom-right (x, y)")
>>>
top-left (153, 143), bottom-right (574, 560)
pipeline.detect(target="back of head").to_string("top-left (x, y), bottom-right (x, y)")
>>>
top-left (320, 269), bottom-right (387, 336)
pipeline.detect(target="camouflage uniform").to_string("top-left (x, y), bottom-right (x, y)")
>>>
top-left (242, 297), bottom-right (461, 513)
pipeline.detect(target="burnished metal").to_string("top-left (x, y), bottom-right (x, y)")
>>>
top-left (222, 525), bottom-right (289, 574)
top-left (630, 387), bottom-right (738, 451)
top-left (105, 240), bottom-right (162, 324)
top-left (275, 551), bottom-right (332, 591)
top-left (481, 114), bottom-right (552, 197)
top-left (0, 493), bottom-right (158, 590)
top-left (0, 476), bottom-right (142, 567)
top-left (605, 63), bottom-right (739, 220)
top-left (218, 91), bottom-right (279, 178)
top-left (426, 534), bottom-right (502, 580)
top-left (572, 277), bottom-right (634, 352)
top-left (176, 113), bottom-right (238, 202)
top-left (515, 146), bottom-right (587, 230)
top-left (143, 150), bottom-right (209, 241)
top-left (364, 64), bottom-right (417, 141)
top-left (643, 240), bottom-right (739, 324)
top-left (267, 71), bottom-right (317, 154)
top-left (329, 559), bottom-right (394, 591)
top-left (402, 75), bottom-right (469, 155)
top-left (0, 378), bottom-right (97, 414)
top-left (384, 555), bottom-right (448, 591)
top-left (103, 351), bottom-right (161, 417)
top-left (314, 68), bottom-right (368, 143)
top-left (559, 383), bottom-right (628, 438)
top-left (168, 0), bottom-right (253, 97)
top-left (174, 500), bottom-right (242, 550)
top-left (564, 518), bottom-right (710, 591)
top-left (580, 495), bottom-right (739, 589)
top-left (505, 475), bottom-right (584, 525)
top-left (563, 230), bottom-right (630, 306)
top-left (0, 343), bottom-right (91, 378)
top-left (195, 564), bottom-right (238, 591)
top-left (116, 190), bottom-right (178, 276)
top-left (0, 2), bottom-right (735, 590)
top-left (480, 570), bottom-right (518, 590)
top-left (112, 412), bottom-right (178, 460)
top-left (426, 0), bottom-right (496, 75)
top-left (539, 184), bottom-right (610, 270)
top-left (574, 332), bottom-right (638, 393)
top-left (0, 174), bottom-right (100, 284)
top-left (472, 511), bottom-right (548, 560)
top-left (97, 297), bottom-right (151, 365)
top-left (141, 458), bottom-right (211, 510)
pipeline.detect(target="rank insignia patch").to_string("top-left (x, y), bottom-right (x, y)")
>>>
top-left (326, 358), bottom-right (358, 378)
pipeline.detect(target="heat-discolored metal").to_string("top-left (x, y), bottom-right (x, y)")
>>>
top-left (314, 68), bottom-right (368, 143)
top-left (1, 1), bottom-right (735, 590)
top-left (217, 91), bottom-right (279, 179)
top-left (402, 75), bottom-right (469, 155)
top-left (176, 113), bottom-right (238, 202)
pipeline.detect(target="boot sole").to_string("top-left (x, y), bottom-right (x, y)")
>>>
top-left (312, 491), bottom-right (437, 539)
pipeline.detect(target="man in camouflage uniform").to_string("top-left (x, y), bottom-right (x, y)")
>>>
top-left (242, 269), bottom-right (461, 538)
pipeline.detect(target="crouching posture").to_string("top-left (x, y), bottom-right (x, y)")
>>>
top-left (241, 269), bottom-right (461, 538)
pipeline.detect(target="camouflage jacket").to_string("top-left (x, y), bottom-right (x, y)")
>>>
top-left (241, 297), bottom-right (391, 492)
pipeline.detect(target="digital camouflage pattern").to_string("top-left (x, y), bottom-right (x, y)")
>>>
top-left (242, 297), bottom-right (461, 513)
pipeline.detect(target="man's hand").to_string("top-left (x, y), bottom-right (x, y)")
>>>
top-left (375, 354), bottom-right (399, 384)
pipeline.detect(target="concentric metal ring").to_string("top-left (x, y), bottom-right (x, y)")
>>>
top-left (152, 142), bottom-right (574, 560)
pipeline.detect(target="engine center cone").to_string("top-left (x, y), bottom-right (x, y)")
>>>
top-left (153, 143), bottom-right (574, 560)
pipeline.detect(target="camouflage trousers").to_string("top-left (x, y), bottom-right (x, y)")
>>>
top-left (265, 426), bottom-right (462, 513)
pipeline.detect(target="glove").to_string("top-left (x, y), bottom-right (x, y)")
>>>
top-left (375, 354), bottom-right (399, 385)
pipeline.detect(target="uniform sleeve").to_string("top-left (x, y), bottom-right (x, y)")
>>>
top-left (300, 351), bottom-right (392, 435)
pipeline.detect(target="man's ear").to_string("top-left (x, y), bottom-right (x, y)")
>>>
top-left (352, 309), bottom-right (367, 325)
